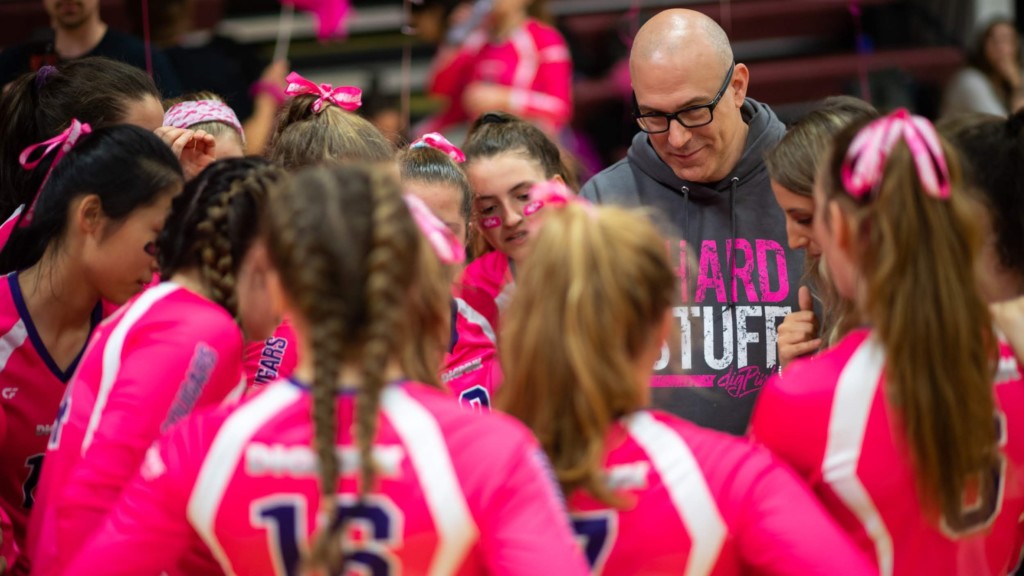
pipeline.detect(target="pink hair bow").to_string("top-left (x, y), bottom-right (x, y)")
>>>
top-left (404, 194), bottom-right (466, 265)
top-left (410, 133), bottom-right (466, 163)
top-left (522, 179), bottom-right (584, 217)
top-left (284, 71), bottom-right (362, 114)
top-left (18, 119), bottom-right (92, 226)
top-left (841, 108), bottom-right (950, 201)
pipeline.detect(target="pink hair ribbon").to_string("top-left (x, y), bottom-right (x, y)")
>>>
top-left (284, 71), bottom-right (362, 114)
top-left (841, 108), bottom-right (950, 201)
top-left (404, 194), bottom-right (466, 265)
top-left (410, 132), bottom-right (466, 163)
top-left (164, 100), bottom-right (246, 142)
top-left (18, 119), bottom-right (92, 226)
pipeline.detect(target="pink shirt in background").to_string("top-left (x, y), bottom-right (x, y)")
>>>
top-left (27, 283), bottom-right (244, 576)
top-left (568, 409), bottom-right (876, 575)
top-left (424, 19), bottom-right (573, 136)
top-left (751, 328), bottom-right (1024, 576)
top-left (445, 251), bottom-right (512, 410)
top-left (242, 316), bottom-right (298, 394)
top-left (61, 379), bottom-right (590, 576)
top-left (0, 272), bottom-right (104, 576)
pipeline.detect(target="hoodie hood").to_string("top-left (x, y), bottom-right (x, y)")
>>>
top-left (627, 98), bottom-right (785, 201)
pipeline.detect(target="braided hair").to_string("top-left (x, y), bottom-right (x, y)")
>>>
top-left (157, 157), bottom-right (285, 317)
top-left (260, 164), bottom-right (449, 574)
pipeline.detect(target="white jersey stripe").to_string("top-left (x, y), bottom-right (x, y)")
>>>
top-left (383, 386), bottom-right (477, 575)
top-left (454, 297), bottom-right (496, 345)
top-left (82, 282), bottom-right (180, 453)
top-left (510, 26), bottom-right (538, 92)
top-left (0, 318), bottom-right (28, 372)
top-left (188, 382), bottom-right (302, 574)
top-left (626, 411), bottom-right (726, 576)
top-left (822, 336), bottom-right (893, 576)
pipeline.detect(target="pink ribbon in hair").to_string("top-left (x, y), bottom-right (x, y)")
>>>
top-left (410, 132), bottom-right (466, 163)
top-left (841, 108), bottom-right (951, 201)
top-left (284, 71), bottom-right (362, 114)
top-left (164, 100), bottom-right (246, 142)
top-left (404, 194), bottom-right (466, 265)
top-left (18, 119), bottom-right (92, 226)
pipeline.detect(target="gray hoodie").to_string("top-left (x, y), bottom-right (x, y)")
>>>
top-left (580, 98), bottom-right (802, 435)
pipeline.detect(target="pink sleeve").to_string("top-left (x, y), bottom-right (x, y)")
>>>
top-left (57, 326), bottom-right (237, 560)
top-left (476, 442), bottom-right (590, 575)
top-left (60, 423), bottom-right (206, 576)
top-left (508, 28), bottom-right (572, 129)
top-left (734, 448), bottom-right (876, 576)
top-left (748, 373), bottom-right (825, 481)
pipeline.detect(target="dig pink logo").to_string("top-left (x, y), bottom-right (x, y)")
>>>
top-left (481, 216), bottom-right (502, 229)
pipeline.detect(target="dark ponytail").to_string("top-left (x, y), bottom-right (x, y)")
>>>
top-left (0, 57), bottom-right (161, 221)
top-left (0, 124), bottom-right (182, 275)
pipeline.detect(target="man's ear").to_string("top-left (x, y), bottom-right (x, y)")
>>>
top-left (731, 63), bottom-right (750, 107)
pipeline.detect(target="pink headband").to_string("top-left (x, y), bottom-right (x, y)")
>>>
top-left (284, 71), bottom-right (361, 114)
top-left (404, 194), bottom-right (466, 265)
top-left (164, 100), bottom-right (245, 142)
top-left (410, 133), bottom-right (465, 163)
top-left (841, 108), bottom-right (951, 201)
top-left (18, 119), bottom-right (92, 227)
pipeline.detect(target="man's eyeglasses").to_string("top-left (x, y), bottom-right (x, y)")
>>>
top-left (633, 63), bottom-right (735, 133)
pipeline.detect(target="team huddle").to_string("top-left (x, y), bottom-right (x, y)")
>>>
top-left (0, 6), bottom-right (1023, 576)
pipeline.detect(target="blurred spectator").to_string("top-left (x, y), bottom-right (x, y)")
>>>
top-left (128, 0), bottom-right (287, 154)
top-left (0, 0), bottom-right (181, 96)
top-left (943, 17), bottom-right (1024, 117)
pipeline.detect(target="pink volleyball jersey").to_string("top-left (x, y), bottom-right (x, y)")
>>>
top-left (444, 251), bottom-right (513, 410)
top-left (27, 282), bottom-right (245, 576)
top-left (425, 19), bottom-right (572, 135)
top-left (242, 316), bottom-right (298, 394)
top-left (750, 328), bottom-right (1024, 576)
top-left (0, 272), bottom-right (103, 576)
top-left (61, 379), bottom-right (591, 576)
top-left (568, 409), bottom-right (876, 575)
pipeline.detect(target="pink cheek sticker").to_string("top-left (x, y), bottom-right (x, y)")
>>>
top-left (523, 200), bottom-right (544, 216)
top-left (481, 216), bottom-right (502, 229)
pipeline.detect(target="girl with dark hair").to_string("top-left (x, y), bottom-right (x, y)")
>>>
top-left (0, 123), bottom-right (183, 576)
top-left (442, 111), bottom-right (572, 409)
top-left (751, 110), bottom-right (1024, 575)
top-left (26, 158), bottom-right (284, 576)
top-left (60, 164), bottom-right (589, 576)
top-left (0, 57), bottom-right (165, 222)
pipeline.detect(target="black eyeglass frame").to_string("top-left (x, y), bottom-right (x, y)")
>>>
top-left (632, 62), bottom-right (736, 133)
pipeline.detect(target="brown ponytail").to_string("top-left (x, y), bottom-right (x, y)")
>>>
top-left (821, 123), bottom-right (998, 520)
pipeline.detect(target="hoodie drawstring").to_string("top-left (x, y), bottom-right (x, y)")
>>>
top-left (728, 177), bottom-right (738, 310)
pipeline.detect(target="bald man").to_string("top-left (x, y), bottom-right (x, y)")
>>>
top-left (580, 9), bottom-right (802, 435)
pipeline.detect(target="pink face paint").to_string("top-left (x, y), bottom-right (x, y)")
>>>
top-left (523, 200), bottom-right (544, 217)
top-left (481, 216), bottom-right (502, 229)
